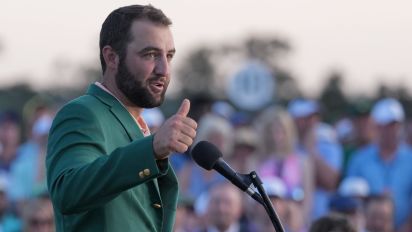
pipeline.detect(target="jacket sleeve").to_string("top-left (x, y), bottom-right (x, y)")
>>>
top-left (46, 102), bottom-right (168, 215)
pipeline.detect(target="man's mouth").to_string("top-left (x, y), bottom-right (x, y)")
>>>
top-left (149, 81), bottom-right (165, 94)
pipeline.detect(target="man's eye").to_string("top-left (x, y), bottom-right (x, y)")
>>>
top-left (145, 52), bottom-right (157, 59)
top-left (167, 53), bottom-right (175, 60)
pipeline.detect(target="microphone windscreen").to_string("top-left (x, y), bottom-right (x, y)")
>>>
top-left (191, 141), bottom-right (223, 170)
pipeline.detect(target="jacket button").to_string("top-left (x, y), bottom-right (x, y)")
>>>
top-left (153, 203), bottom-right (162, 209)
top-left (143, 168), bottom-right (151, 176)
top-left (139, 171), bottom-right (145, 179)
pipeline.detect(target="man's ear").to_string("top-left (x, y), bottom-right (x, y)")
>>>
top-left (102, 45), bottom-right (119, 71)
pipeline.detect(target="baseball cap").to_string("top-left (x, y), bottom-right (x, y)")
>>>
top-left (212, 101), bottom-right (235, 120)
top-left (32, 114), bottom-right (53, 136)
top-left (371, 98), bottom-right (404, 125)
top-left (288, 99), bottom-right (319, 118)
top-left (234, 127), bottom-right (259, 149)
top-left (338, 177), bottom-right (370, 198)
top-left (262, 177), bottom-right (287, 198)
top-left (329, 195), bottom-right (362, 213)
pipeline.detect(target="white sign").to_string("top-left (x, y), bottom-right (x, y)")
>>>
top-left (226, 61), bottom-right (275, 111)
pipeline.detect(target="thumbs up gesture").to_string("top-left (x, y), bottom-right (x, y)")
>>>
top-left (152, 99), bottom-right (197, 159)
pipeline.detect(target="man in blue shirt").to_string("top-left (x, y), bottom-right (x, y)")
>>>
top-left (347, 98), bottom-right (412, 229)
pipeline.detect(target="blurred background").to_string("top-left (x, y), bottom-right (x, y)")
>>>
top-left (1, 1), bottom-right (412, 231)
top-left (1, 0), bottom-right (412, 116)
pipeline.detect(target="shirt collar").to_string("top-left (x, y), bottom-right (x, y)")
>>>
top-left (94, 82), bottom-right (151, 136)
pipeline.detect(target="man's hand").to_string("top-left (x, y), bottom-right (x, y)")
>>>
top-left (153, 99), bottom-right (197, 159)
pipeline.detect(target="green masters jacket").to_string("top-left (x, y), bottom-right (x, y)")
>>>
top-left (46, 84), bottom-right (178, 232)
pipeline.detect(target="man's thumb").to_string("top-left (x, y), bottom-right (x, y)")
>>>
top-left (176, 99), bottom-right (190, 117)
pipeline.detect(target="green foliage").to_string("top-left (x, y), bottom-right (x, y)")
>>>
top-left (0, 83), bottom-right (36, 115)
top-left (177, 47), bottom-right (216, 98)
top-left (175, 35), bottom-right (300, 106)
top-left (1, 34), bottom-right (410, 125)
top-left (318, 71), bottom-right (349, 123)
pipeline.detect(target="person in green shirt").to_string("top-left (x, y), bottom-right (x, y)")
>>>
top-left (46, 4), bottom-right (197, 231)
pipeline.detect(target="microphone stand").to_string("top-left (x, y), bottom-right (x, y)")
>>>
top-left (241, 171), bottom-right (285, 232)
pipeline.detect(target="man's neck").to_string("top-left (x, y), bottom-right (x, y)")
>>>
top-left (379, 143), bottom-right (398, 160)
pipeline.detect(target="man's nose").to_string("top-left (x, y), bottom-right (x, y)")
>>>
top-left (154, 55), bottom-right (170, 77)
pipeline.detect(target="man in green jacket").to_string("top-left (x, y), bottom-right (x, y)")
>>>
top-left (46, 5), bottom-right (198, 231)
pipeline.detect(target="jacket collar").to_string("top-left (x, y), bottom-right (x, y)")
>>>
top-left (86, 84), bottom-right (143, 140)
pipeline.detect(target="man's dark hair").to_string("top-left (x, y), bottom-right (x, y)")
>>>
top-left (99, 4), bottom-right (172, 74)
top-left (0, 110), bottom-right (20, 125)
top-left (309, 214), bottom-right (356, 232)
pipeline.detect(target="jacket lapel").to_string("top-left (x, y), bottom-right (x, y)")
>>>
top-left (86, 84), bottom-right (142, 141)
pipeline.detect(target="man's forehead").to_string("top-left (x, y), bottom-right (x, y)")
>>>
top-left (128, 19), bottom-right (174, 51)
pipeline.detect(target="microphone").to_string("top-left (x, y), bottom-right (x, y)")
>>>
top-left (191, 141), bottom-right (263, 205)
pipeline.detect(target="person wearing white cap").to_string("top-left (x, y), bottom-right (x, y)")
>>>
top-left (334, 177), bottom-right (370, 232)
top-left (288, 98), bottom-right (343, 220)
top-left (346, 97), bottom-right (412, 230)
top-left (338, 176), bottom-right (370, 198)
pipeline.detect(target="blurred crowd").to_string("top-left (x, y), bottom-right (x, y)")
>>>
top-left (167, 96), bottom-right (412, 232)
top-left (1, 96), bottom-right (412, 232)
top-left (0, 103), bottom-right (55, 232)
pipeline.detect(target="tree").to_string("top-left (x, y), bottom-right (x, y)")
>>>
top-left (175, 35), bottom-right (301, 107)
top-left (318, 71), bottom-right (349, 123)
top-left (176, 47), bottom-right (216, 99)
top-left (0, 83), bottom-right (37, 115)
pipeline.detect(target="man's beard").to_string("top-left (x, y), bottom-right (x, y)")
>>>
top-left (115, 61), bottom-right (167, 108)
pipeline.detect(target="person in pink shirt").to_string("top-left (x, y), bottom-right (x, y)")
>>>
top-left (255, 106), bottom-right (314, 227)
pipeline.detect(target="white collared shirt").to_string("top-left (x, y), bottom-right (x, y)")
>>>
top-left (94, 82), bottom-right (150, 137)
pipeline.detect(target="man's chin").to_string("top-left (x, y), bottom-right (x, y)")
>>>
top-left (148, 92), bottom-right (166, 107)
top-left (142, 96), bottom-right (164, 108)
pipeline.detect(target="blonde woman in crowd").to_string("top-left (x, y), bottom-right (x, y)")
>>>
top-left (255, 106), bottom-right (314, 230)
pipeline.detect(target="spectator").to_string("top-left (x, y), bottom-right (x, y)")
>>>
top-left (288, 98), bottom-right (342, 219)
top-left (255, 106), bottom-right (314, 225)
top-left (364, 194), bottom-right (394, 232)
top-left (309, 214), bottom-right (356, 232)
top-left (0, 111), bottom-right (21, 174)
top-left (201, 182), bottom-right (251, 232)
top-left (0, 174), bottom-right (21, 232)
top-left (22, 197), bottom-right (54, 232)
top-left (329, 195), bottom-right (366, 232)
top-left (173, 195), bottom-right (197, 232)
top-left (9, 110), bottom-right (53, 207)
top-left (342, 99), bottom-right (375, 174)
top-left (228, 126), bottom-right (259, 174)
top-left (333, 177), bottom-right (370, 232)
top-left (347, 98), bottom-right (412, 229)
top-left (249, 176), bottom-right (303, 232)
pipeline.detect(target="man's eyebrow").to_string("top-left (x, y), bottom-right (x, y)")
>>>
top-left (168, 48), bottom-right (176, 54)
top-left (138, 47), bottom-right (176, 54)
